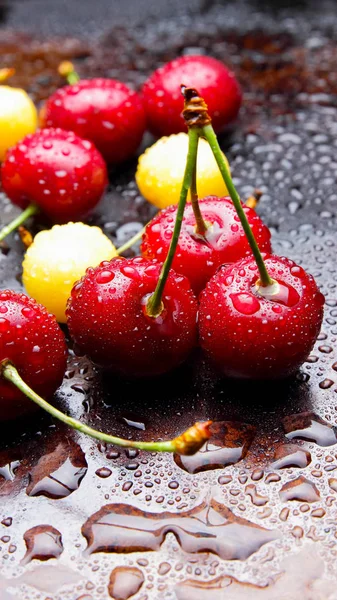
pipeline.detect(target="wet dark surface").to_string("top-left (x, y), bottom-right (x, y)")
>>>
top-left (1, 1), bottom-right (337, 598)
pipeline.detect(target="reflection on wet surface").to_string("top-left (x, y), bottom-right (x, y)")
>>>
top-left (82, 497), bottom-right (280, 558)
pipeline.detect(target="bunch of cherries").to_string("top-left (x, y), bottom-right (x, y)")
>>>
top-left (0, 56), bottom-right (324, 456)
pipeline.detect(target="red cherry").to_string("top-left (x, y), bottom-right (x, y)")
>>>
top-left (40, 79), bottom-right (146, 164)
top-left (142, 55), bottom-right (242, 137)
top-left (199, 255), bottom-right (324, 379)
top-left (66, 257), bottom-right (198, 377)
top-left (0, 290), bottom-right (67, 420)
top-left (141, 196), bottom-right (272, 295)
top-left (1, 128), bottom-right (107, 223)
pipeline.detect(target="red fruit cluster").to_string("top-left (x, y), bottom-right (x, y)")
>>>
top-left (41, 79), bottom-right (146, 164)
top-left (0, 291), bottom-right (67, 420)
top-left (141, 196), bottom-right (271, 295)
top-left (199, 256), bottom-right (325, 379)
top-left (142, 55), bottom-right (242, 136)
top-left (66, 257), bottom-right (198, 377)
top-left (1, 128), bottom-right (107, 223)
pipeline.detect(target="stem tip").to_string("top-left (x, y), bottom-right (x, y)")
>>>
top-left (172, 420), bottom-right (212, 455)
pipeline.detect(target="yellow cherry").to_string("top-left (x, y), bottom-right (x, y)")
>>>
top-left (0, 86), bottom-right (38, 162)
top-left (22, 222), bottom-right (117, 323)
top-left (136, 132), bottom-right (230, 209)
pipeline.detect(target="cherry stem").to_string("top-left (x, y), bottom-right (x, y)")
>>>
top-left (202, 124), bottom-right (273, 287)
top-left (58, 61), bottom-right (80, 85)
top-left (0, 68), bottom-right (15, 83)
top-left (116, 227), bottom-right (145, 255)
top-left (1, 361), bottom-right (211, 455)
top-left (146, 127), bottom-right (199, 317)
top-left (0, 204), bottom-right (39, 243)
top-left (190, 135), bottom-right (208, 236)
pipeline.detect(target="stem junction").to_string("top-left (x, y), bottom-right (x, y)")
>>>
top-left (58, 61), bottom-right (80, 85)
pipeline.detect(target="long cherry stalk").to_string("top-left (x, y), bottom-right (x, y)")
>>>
top-left (181, 86), bottom-right (274, 289)
top-left (1, 361), bottom-right (211, 455)
top-left (146, 126), bottom-right (200, 317)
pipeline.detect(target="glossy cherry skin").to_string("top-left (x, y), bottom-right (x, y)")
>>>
top-left (141, 196), bottom-right (272, 296)
top-left (142, 55), bottom-right (242, 137)
top-left (1, 128), bottom-right (107, 223)
top-left (199, 255), bottom-right (324, 379)
top-left (66, 257), bottom-right (198, 377)
top-left (0, 290), bottom-right (67, 420)
top-left (40, 79), bottom-right (146, 164)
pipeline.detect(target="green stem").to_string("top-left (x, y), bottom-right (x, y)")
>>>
top-left (0, 204), bottom-right (39, 243)
top-left (146, 128), bottom-right (199, 317)
top-left (189, 135), bottom-right (208, 236)
top-left (202, 124), bottom-right (273, 287)
top-left (1, 361), bottom-right (202, 454)
top-left (67, 71), bottom-right (80, 85)
top-left (116, 227), bottom-right (145, 255)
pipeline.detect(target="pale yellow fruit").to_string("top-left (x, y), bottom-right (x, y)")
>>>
top-left (0, 86), bottom-right (38, 161)
top-left (22, 222), bottom-right (117, 323)
top-left (136, 132), bottom-right (230, 209)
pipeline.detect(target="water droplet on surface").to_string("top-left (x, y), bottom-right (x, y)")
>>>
top-left (0, 460), bottom-right (20, 481)
top-left (279, 476), bottom-right (320, 502)
top-left (319, 378), bottom-right (334, 389)
top-left (82, 497), bottom-right (279, 559)
top-left (96, 270), bottom-right (115, 284)
top-left (27, 442), bottom-right (87, 499)
top-left (271, 444), bottom-right (311, 469)
top-left (328, 478), bottom-right (337, 493)
top-left (230, 293), bottom-right (261, 315)
top-left (245, 484), bottom-right (269, 506)
top-left (108, 566), bottom-right (144, 599)
top-left (21, 525), bottom-right (63, 564)
top-left (158, 562), bottom-right (171, 575)
top-left (175, 547), bottom-right (332, 599)
top-left (283, 412), bottom-right (337, 446)
top-left (96, 467), bottom-right (112, 478)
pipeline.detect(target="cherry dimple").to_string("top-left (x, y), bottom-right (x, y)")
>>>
top-left (199, 255), bottom-right (324, 379)
top-left (141, 196), bottom-right (272, 295)
top-left (67, 258), bottom-right (198, 377)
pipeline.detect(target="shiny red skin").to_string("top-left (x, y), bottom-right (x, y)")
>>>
top-left (142, 55), bottom-right (242, 137)
top-left (199, 255), bottom-right (324, 379)
top-left (141, 196), bottom-right (272, 296)
top-left (0, 291), bottom-right (67, 420)
top-left (66, 257), bottom-right (198, 377)
top-left (1, 128), bottom-right (107, 223)
top-left (40, 79), bottom-right (146, 163)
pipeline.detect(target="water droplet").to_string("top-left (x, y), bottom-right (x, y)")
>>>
top-left (96, 467), bottom-right (112, 478)
top-left (82, 497), bottom-right (280, 559)
top-left (279, 476), bottom-right (320, 502)
top-left (271, 444), bottom-right (311, 469)
top-left (245, 484), bottom-right (268, 506)
top-left (319, 378), bottom-right (334, 389)
top-left (283, 412), bottom-right (337, 446)
top-left (96, 270), bottom-right (115, 284)
top-left (27, 442), bottom-right (87, 499)
top-left (108, 567), bottom-right (144, 599)
top-left (230, 293), bottom-right (261, 315)
top-left (21, 525), bottom-right (63, 564)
